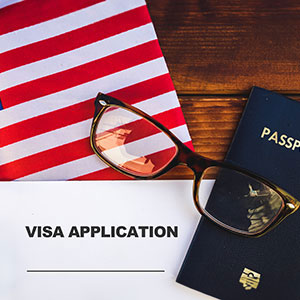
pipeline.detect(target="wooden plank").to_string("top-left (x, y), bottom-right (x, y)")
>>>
top-left (180, 95), bottom-right (246, 158)
top-left (162, 95), bottom-right (300, 179)
top-left (147, 0), bottom-right (300, 94)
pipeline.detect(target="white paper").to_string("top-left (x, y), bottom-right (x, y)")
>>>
top-left (0, 180), bottom-right (217, 300)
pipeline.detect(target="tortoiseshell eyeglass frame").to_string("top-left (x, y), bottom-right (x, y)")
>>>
top-left (90, 92), bottom-right (300, 237)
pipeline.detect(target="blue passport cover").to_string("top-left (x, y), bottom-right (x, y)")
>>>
top-left (176, 87), bottom-right (300, 300)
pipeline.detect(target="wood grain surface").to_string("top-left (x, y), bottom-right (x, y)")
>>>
top-left (146, 0), bottom-right (300, 179)
top-left (161, 95), bottom-right (247, 179)
top-left (147, 0), bottom-right (300, 94)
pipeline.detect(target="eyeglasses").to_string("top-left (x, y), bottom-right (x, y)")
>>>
top-left (90, 92), bottom-right (299, 237)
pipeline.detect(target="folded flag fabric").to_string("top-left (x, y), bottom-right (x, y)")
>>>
top-left (0, 0), bottom-right (193, 180)
top-left (0, 0), bottom-right (23, 9)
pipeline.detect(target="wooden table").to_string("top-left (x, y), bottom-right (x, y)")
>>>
top-left (147, 0), bottom-right (300, 179)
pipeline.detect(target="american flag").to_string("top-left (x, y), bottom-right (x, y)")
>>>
top-left (0, 0), bottom-right (193, 180)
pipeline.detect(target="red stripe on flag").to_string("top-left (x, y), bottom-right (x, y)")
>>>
top-left (0, 0), bottom-right (105, 36)
top-left (72, 142), bottom-right (194, 180)
top-left (1, 99), bottom-right (93, 147)
top-left (1, 40), bottom-right (163, 108)
top-left (0, 108), bottom-right (186, 180)
top-left (0, 138), bottom-right (91, 181)
top-left (183, 140), bottom-right (193, 150)
top-left (109, 73), bottom-right (174, 103)
top-left (72, 167), bottom-right (131, 180)
top-left (0, 74), bottom-right (174, 147)
top-left (0, 6), bottom-right (151, 73)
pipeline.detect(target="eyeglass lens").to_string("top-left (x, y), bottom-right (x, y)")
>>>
top-left (198, 167), bottom-right (284, 234)
top-left (93, 106), bottom-right (178, 177)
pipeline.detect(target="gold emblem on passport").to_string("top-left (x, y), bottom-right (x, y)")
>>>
top-left (239, 268), bottom-right (261, 290)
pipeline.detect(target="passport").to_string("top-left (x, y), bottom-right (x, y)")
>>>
top-left (176, 87), bottom-right (300, 300)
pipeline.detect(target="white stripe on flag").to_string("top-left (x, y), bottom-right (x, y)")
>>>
top-left (17, 124), bottom-right (191, 181)
top-left (0, 58), bottom-right (168, 129)
top-left (0, 0), bottom-right (23, 9)
top-left (0, 91), bottom-right (179, 165)
top-left (0, 0), bottom-right (146, 53)
top-left (0, 23), bottom-right (156, 90)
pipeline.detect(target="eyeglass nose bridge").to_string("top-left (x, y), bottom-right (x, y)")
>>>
top-left (175, 150), bottom-right (221, 215)
top-left (176, 147), bottom-right (215, 174)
